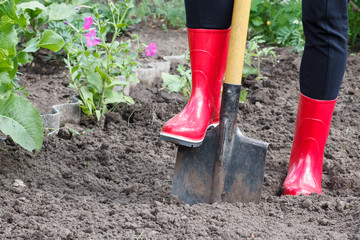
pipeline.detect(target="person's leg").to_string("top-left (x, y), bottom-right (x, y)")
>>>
top-left (185, 0), bottom-right (234, 29)
top-left (283, 0), bottom-right (349, 195)
top-left (160, 0), bottom-right (234, 147)
top-left (300, 0), bottom-right (349, 100)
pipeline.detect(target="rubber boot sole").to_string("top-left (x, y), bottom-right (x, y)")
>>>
top-left (160, 123), bottom-right (218, 147)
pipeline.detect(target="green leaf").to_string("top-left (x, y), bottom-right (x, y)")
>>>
top-left (0, 48), bottom-right (7, 58)
top-left (0, 71), bottom-right (11, 96)
top-left (104, 90), bottom-right (124, 105)
top-left (95, 110), bottom-right (101, 121)
top-left (251, 17), bottom-right (264, 27)
top-left (9, 55), bottom-right (17, 79)
top-left (0, 94), bottom-right (44, 152)
top-left (39, 30), bottom-right (64, 52)
top-left (22, 38), bottom-right (40, 53)
top-left (108, 79), bottom-right (128, 87)
top-left (250, 0), bottom-right (262, 12)
top-left (0, 0), bottom-right (17, 21)
top-left (117, 23), bottom-right (127, 29)
top-left (17, 51), bottom-right (31, 64)
top-left (100, 26), bottom-right (107, 34)
top-left (15, 14), bottom-right (28, 29)
top-left (124, 95), bottom-right (134, 105)
top-left (243, 66), bottom-right (259, 77)
top-left (95, 66), bottom-right (107, 81)
top-left (79, 87), bottom-right (94, 115)
top-left (239, 89), bottom-right (248, 103)
top-left (127, 73), bottom-right (139, 83)
top-left (0, 1), bottom-right (28, 29)
top-left (17, 1), bottom-right (46, 17)
top-left (162, 72), bottom-right (183, 93)
top-left (86, 71), bottom-right (102, 92)
top-left (0, 58), bottom-right (13, 70)
top-left (47, 3), bottom-right (77, 21)
top-left (0, 21), bottom-right (17, 59)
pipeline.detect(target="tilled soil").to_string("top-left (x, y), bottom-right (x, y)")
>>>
top-left (0, 25), bottom-right (359, 239)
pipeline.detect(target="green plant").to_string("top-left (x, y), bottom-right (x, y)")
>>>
top-left (0, 0), bottom-right (65, 152)
top-left (97, 0), bottom-right (137, 31)
top-left (16, 1), bottom-right (81, 40)
top-left (249, 0), bottom-right (304, 52)
top-left (132, 0), bottom-right (186, 28)
top-left (239, 36), bottom-right (276, 103)
top-left (276, 18), bottom-right (304, 53)
top-left (348, 0), bottom-right (360, 50)
top-left (244, 36), bottom-right (276, 80)
top-left (162, 64), bottom-right (192, 99)
top-left (239, 89), bottom-right (248, 103)
top-left (64, 0), bottom-right (141, 121)
top-left (345, 205), bottom-right (351, 215)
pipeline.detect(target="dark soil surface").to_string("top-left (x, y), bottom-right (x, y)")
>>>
top-left (1, 23), bottom-right (359, 239)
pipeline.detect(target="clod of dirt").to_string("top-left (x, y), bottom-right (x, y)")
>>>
top-left (301, 199), bottom-right (312, 209)
top-left (57, 128), bottom-right (72, 140)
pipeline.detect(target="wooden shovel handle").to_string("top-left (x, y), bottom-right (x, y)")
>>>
top-left (224, 0), bottom-right (252, 85)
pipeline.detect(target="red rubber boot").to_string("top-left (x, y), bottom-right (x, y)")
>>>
top-left (282, 93), bottom-right (337, 195)
top-left (160, 28), bottom-right (230, 147)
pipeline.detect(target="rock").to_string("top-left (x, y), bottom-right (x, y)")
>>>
top-left (318, 218), bottom-right (330, 226)
top-left (13, 179), bottom-right (26, 188)
top-left (255, 102), bottom-right (263, 109)
top-left (301, 199), bottom-right (312, 209)
top-left (336, 201), bottom-right (345, 211)
top-left (156, 212), bottom-right (169, 224)
top-left (100, 143), bottom-right (110, 150)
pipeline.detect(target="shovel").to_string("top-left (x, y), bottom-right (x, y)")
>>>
top-left (172, 0), bottom-right (269, 205)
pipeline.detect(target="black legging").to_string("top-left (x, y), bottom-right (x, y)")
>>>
top-left (184, 0), bottom-right (349, 100)
top-left (300, 0), bottom-right (349, 100)
top-left (184, 0), bottom-right (234, 29)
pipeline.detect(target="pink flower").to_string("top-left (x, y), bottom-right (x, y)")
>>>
top-left (146, 42), bottom-right (157, 57)
top-left (83, 16), bottom-right (93, 30)
top-left (85, 29), bottom-right (101, 47)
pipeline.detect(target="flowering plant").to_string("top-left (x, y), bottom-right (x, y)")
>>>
top-left (64, 0), bottom-right (141, 121)
top-left (0, 0), bottom-right (65, 152)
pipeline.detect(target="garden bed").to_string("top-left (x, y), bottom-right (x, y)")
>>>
top-left (0, 24), bottom-right (359, 239)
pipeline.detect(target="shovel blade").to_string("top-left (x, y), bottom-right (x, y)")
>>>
top-left (220, 127), bottom-right (268, 203)
top-left (172, 128), bottom-right (217, 205)
top-left (172, 127), bottom-right (268, 205)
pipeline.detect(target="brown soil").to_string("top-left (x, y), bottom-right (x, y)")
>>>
top-left (0, 23), bottom-right (359, 239)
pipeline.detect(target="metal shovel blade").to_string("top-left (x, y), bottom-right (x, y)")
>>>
top-left (172, 126), bottom-right (268, 205)
top-left (172, 84), bottom-right (268, 205)
top-left (172, 127), bottom-right (218, 205)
